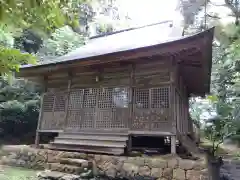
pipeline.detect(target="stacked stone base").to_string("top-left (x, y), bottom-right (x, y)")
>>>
top-left (0, 145), bottom-right (208, 180)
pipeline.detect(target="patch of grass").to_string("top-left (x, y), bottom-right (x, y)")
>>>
top-left (0, 166), bottom-right (37, 180)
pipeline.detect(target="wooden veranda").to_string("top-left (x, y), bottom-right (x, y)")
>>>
top-left (17, 22), bottom-right (214, 155)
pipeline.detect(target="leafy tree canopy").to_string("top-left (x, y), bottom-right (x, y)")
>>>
top-left (0, 0), bottom-right (89, 76)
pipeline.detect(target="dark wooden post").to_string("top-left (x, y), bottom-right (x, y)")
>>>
top-left (170, 60), bottom-right (177, 154)
top-left (63, 71), bottom-right (72, 130)
top-left (35, 76), bottom-right (47, 147)
top-left (128, 63), bottom-right (135, 152)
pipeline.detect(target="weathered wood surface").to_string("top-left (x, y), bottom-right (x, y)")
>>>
top-left (38, 59), bottom-right (193, 141)
top-left (49, 131), bottom-right (128, 155)
top-left (39, 60), bottom-right (175, 133)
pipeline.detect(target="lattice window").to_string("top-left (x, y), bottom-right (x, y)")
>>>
top-left (68, 90), bottom-right (84, 110)
top-left (134, 89), bottom-right (149, 109)
top-left (151, 87), bottom-right (169, 108)
top-left (66, 110), bottom-right (82, 129)
top-left (42, 93), bottom-right (54, 112)
top-left (54, 92), bottom-right (66, 111)
top-left (96, 110), bottom-right (112, 128)
top-left (81, 110), bottom-right (95, 128)
top-left (112, 88), bottom-right (129, 108)
top-left (83, 88), bottom-right (97, 108)
top-left (98, 88), bottom-right (113, 109)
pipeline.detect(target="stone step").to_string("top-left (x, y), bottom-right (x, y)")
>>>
top-left (46, 163), bottom-right (90, 175)
top-left (37, 170), bottom-right (81, 180)
top-left (56, 152), bottom-right (88, 159)
top-left (59, 158), bottom-right (92, 168)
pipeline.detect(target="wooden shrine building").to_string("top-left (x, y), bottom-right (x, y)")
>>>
top-left (17, 22), bottom-right (214, 155)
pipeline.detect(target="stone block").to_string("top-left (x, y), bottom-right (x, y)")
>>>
top-left (179, 159), bottom-right (196, 170)
top-left (148, 159), bottom-right (167, 168)
top-left (162, 168), bottom-right (173, 179)
top-left (105, 165), bottom-right (117, 178)
top-left (139, 165), bottom-right (151, 176)
top-left (151, 168), bottom-right (163, 178)
top-left (173, 169), bottom-right (186, 180)
top-left (167, 158), bottom-right (178, 169)
top-left (193, 161), bottom-right (205, 170)
top-left (157, 178), bottom-right (168, 180)
top-left (186, 170), bottom-right (201, 180)
top-left (122, 162), bottom-right (139, 176)
top-left (126, 157), bottom-right (145, 166)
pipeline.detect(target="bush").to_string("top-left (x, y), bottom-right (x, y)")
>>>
top-left (0, 99), bottom-right (40, 144)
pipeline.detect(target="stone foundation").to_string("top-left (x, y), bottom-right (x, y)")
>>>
top-left (0, 145), bottom-right (208, 180)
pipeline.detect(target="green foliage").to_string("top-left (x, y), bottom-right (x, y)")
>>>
top-left (0, 78), bottom-right (40, 143)
top-left (0, 46), bottom-right (36, 74)
top-left (0, 0), bottom-right (91, 75)
top-left (37, 26), bottom-right (85, 60)
top-left (0, 25), bottom-right (36, 76)
top-left (0, 0), bottom-right (88, 33)
top-left (204, 115), bottom-right (234, 156)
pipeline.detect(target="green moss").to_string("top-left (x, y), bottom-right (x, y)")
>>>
top-left (0, 166), bottom-right (37, 180)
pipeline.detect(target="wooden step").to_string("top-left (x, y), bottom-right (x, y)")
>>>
top-left (50, 130), bottom-right (128, 155)
top-left (56, 134), bottom-right (128, 142)
top-left (51, 139), bottom-right (126, 148)
top-left (47, 144), bottom-right (124, 155)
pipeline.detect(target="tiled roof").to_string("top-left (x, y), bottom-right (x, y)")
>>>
top-left (22, 21), bottom-right (184, 68)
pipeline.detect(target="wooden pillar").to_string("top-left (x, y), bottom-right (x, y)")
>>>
top-left (35, 76), bottom-right (47, 148)
top-left (129, 63), bottom-right (135, 129)
top-left (170, 61), bottom-right (176, 134)
top-left (171, 135), bottom-right (176, 154)
top-left (64, 72), bottom-right (72, 129)
top-left (128, 63), bottom-right (135, 153)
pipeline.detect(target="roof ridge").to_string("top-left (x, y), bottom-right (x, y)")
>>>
top-left (89, 20), bottom-right (173, 39)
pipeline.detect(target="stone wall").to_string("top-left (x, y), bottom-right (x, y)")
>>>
top-left (0, 145), bottom-right (208, 180)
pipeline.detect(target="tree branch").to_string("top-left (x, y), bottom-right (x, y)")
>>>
top-left (224, 0), bottom-right (240, 19)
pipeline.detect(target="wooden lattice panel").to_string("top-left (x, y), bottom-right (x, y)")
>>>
top-left (68, 90), bottom-right (84, 110)
top-left (132, 87), bottom-right (170, 131)
top-left (66, 110), bottom-right (82, 129)
top-left (83, 88), bottom-right (97, 108)
top-left (98, 88), bottom-right (113, 109)
top-left (54, 92), bottom-right (66, 111)
top-left (96, 87), bottom-right (129, 129)
top-left (96, 110), bottom-right (112, 129)
top-left (134, 89), bottom-right (149, 109)
top-left (81, 109), bottom-right (95, 128)
top-left (81, 89), bottom-right (97, 128)
top-left (132, 88), bottom-right (150, 130)
top-left (112, 88), bottom-right (129, 108)
top-left (41, 92), bottom-right (66, 130)
top-left (42, 93), bottom-right (54, 112)
top-left (132, 109), bottom-right (150, 130)
top-left (151, 87), bottom-right (169, 108)
top-left (41, 93), bottom-right (54, 129)
top-left (112, 108), bottom-right (129, 128)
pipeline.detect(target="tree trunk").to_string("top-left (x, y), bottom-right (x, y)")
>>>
top-left (206, 150), bottom-right (223, 180)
